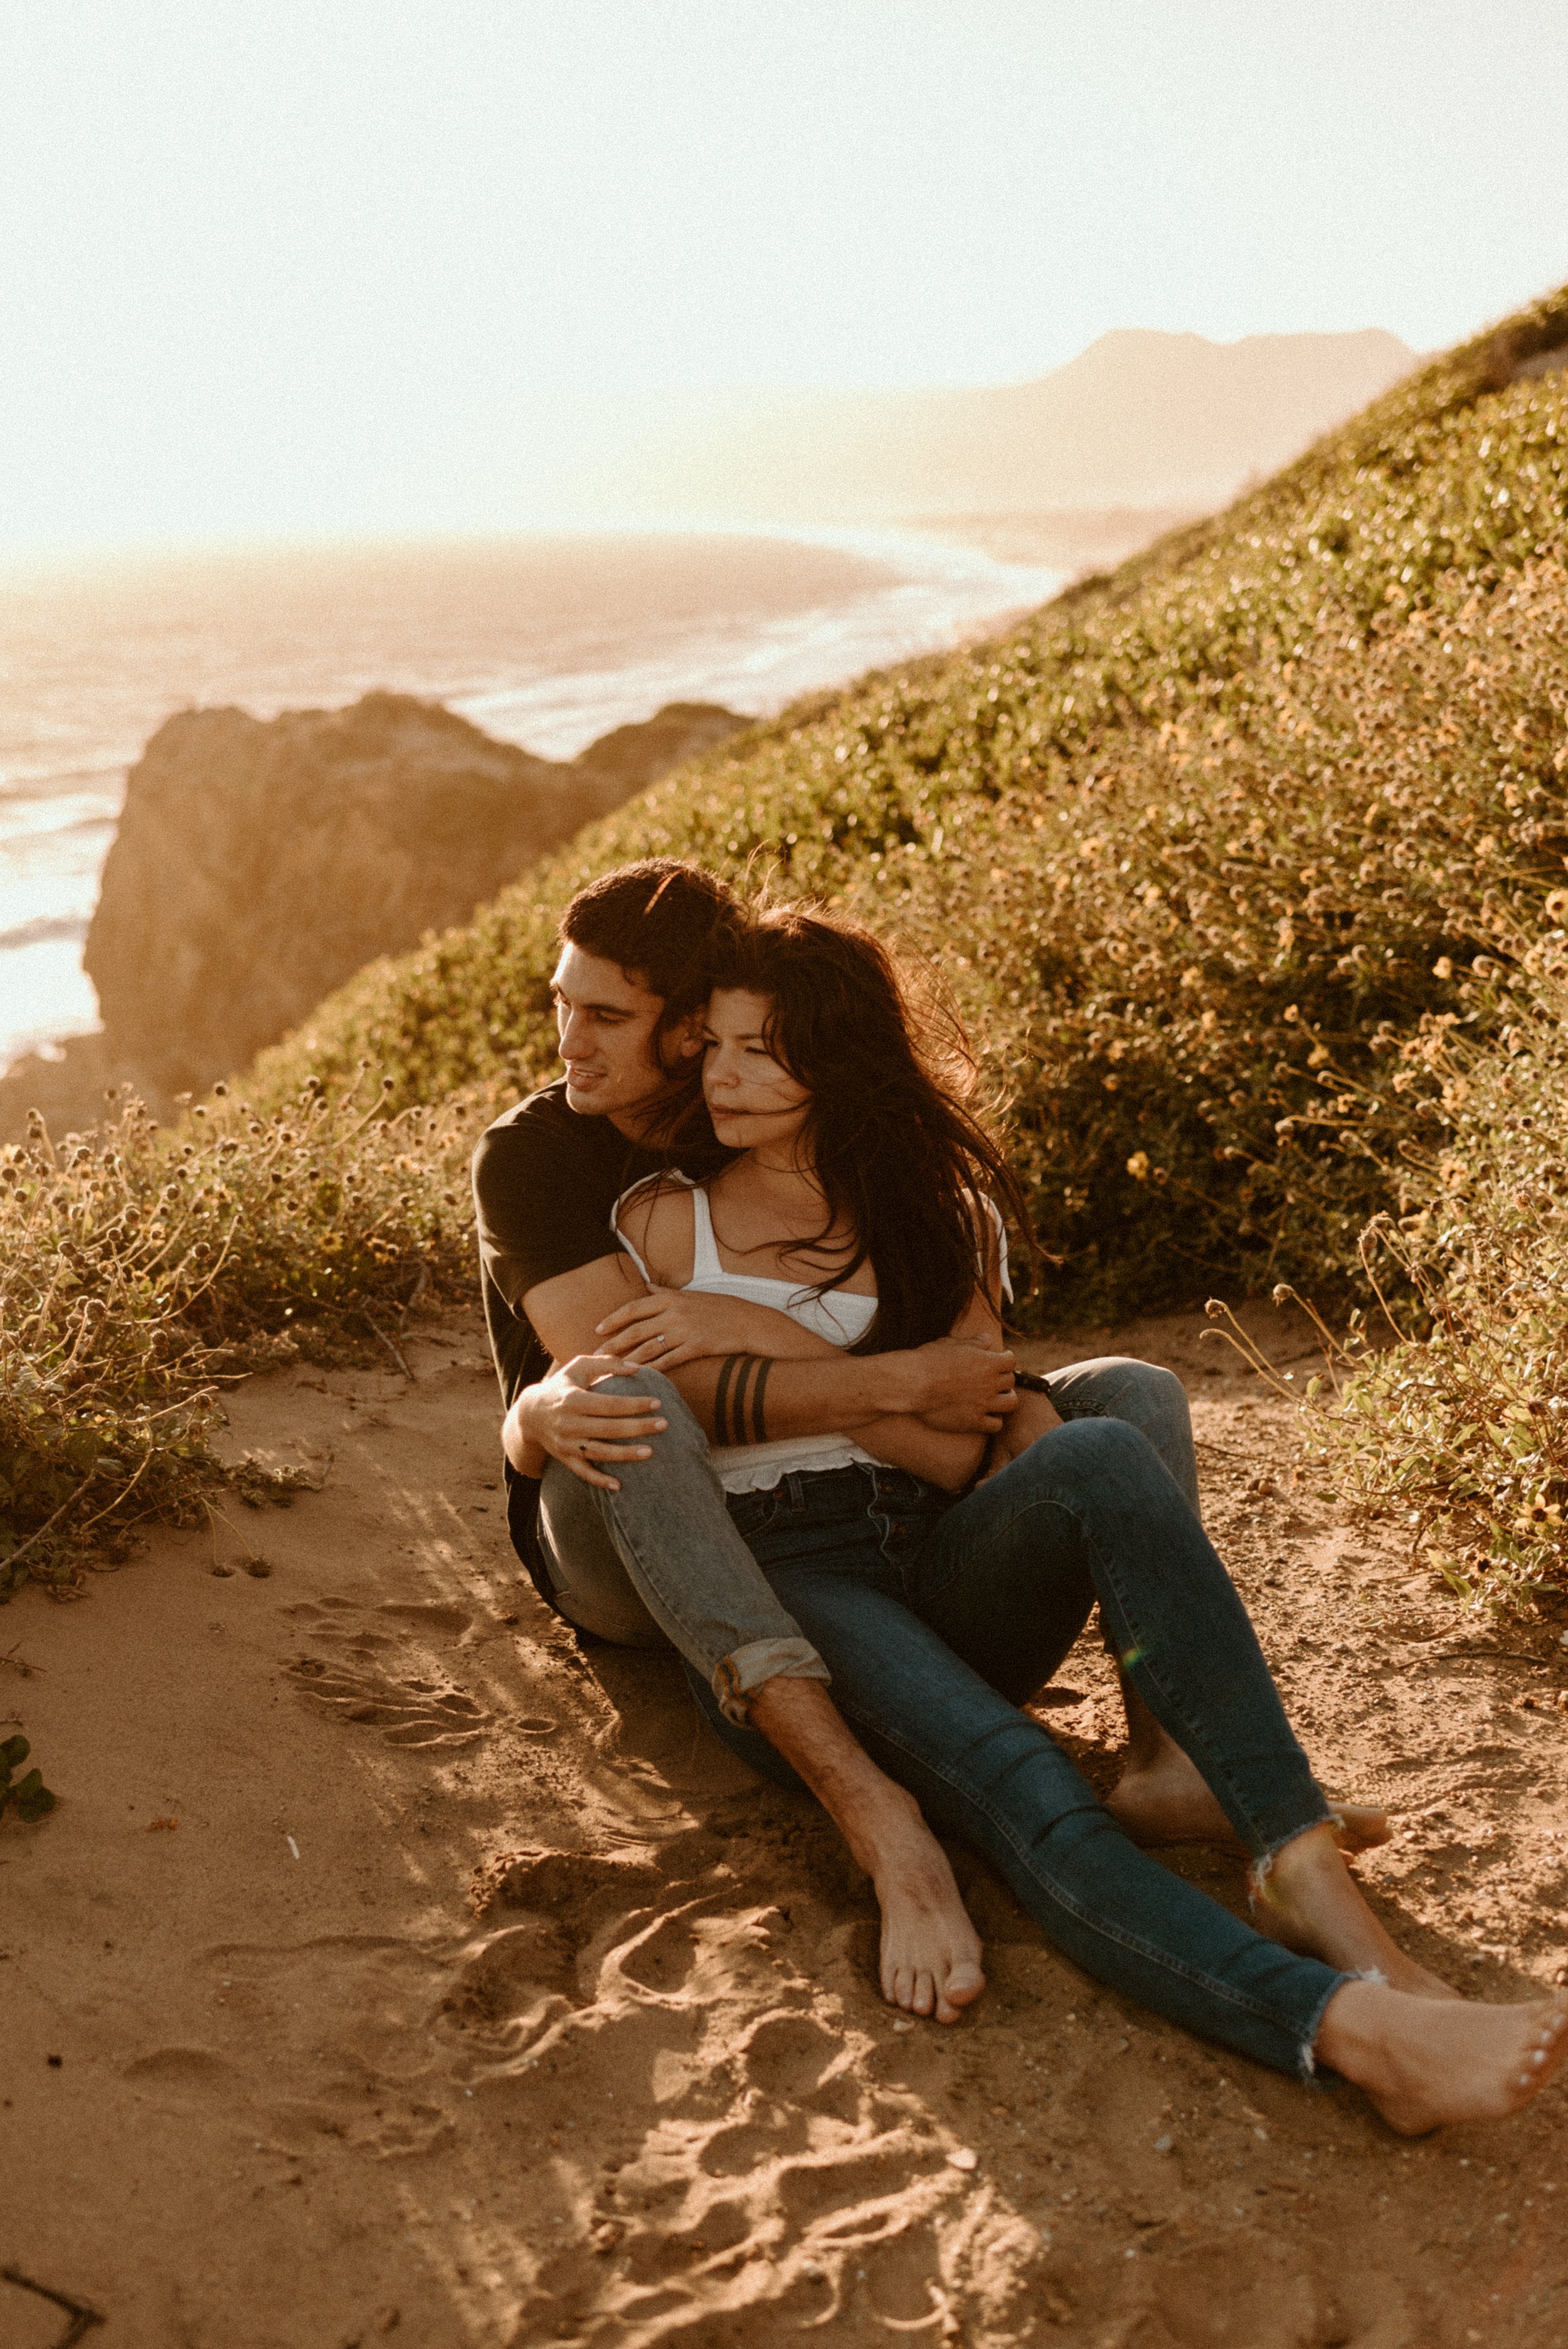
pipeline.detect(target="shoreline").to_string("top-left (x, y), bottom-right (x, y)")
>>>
top-left (0, 504), bottom-right (1199, 1132)
top-left (0, 518), bottom-right (1086, 1093)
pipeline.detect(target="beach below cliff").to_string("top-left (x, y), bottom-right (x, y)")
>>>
top-left (6, 1307), bottom-right (1568, 2348)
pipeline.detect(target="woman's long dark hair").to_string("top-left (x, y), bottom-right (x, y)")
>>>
top-left (709, 905), bottom-right (1032, 1352)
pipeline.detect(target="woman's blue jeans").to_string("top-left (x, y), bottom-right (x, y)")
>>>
top-left (687, 1421), bottom-right (1347, 2080)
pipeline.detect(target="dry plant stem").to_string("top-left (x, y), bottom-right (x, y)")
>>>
top-left (203, 1500), bottom-right (262, 1567)
top-left (0, 2264), bottom-right (105, 2345)
top-left (361, 1310), bottom-right (413, 1379)
top-left (73, 1447), bottom-right (154, 1542)
top-left (0, 1487), bottom-right (85, 1574)
top-left (1198, 1305), bottom-right (1295, 1402)
top-left (1268, 1282), bottom-right (1353, 1394)
top-left (746, 1675), bottom-right (985, 2025)
top-left (1353, 1224), bottom-right (1416, 1344)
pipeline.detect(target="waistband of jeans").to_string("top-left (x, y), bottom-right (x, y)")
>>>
top-left (728, 1461), bottom-right (939, 1512)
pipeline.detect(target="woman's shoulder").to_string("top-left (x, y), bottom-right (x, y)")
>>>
top-left (612, 1171), bottom-right (699, 1285)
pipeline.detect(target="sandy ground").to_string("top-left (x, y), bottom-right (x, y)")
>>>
top-left (5, 1307), bottom-right (1568, 2349)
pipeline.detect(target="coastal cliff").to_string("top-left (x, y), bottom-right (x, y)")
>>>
top-left (0, 692), bottom-right (746, 1135)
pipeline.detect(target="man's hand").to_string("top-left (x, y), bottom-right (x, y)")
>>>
top-left (898, 1334), bottom-right (1019, 1434)
top-left (977, 1386), bottom-right (1064, 1482)
top-left (502, 1355), bottom-right (669, 1493)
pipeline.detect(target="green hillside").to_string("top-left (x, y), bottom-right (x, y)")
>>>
top-left (253, 286), bottom-right (1568, 1324)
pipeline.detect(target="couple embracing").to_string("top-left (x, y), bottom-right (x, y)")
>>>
top-left (474, 857), bottom-right (1565, 2135)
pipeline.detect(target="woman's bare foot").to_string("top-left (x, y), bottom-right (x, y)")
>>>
top-left (1107, 1741), bottom-right (1391, 1859)
top-left (746, 1675), bottom-right (985, 2025)
top-left (868, 1801), bottom-right (987, 2025)
top-left (1317, 1980), bottom-right (1568, 2134)
top-left (1251, 1822), bottom-right (1459, 2000)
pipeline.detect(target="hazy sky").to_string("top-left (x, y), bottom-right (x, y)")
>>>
top-left (3, 1), bottom-right (1566, 552)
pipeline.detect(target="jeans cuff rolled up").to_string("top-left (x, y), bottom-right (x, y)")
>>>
top-left (711, 1638), bottom-right (832, 1726)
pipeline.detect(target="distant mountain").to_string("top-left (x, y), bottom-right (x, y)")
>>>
top-left (568, 329), bottom-right (1417, 523)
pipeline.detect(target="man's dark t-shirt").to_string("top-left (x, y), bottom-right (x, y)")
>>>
top-left (471, 1078), bottom-right (722, 1595)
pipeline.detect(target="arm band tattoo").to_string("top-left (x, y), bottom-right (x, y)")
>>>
top-left (732, 1355), bottom-right (758, 1445)
top-left (714, 1355), bottom-right (770, 1445)
top-left (713, 1354), bottom-right (743, 1446)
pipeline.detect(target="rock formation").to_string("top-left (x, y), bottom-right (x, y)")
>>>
top-left (565, 701), bottom-right (752, 793)
top-left (0, 692), bottom-right (746, 1135)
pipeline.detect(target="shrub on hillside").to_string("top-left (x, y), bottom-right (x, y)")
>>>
top-left (0, 1077), bottom-right (480, 1594)
top-left (253, 287), bottom-right (1568, 1319)
top-left (1306, 933), bottom-right (1568, 1615)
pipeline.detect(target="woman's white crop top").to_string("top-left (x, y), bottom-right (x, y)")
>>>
top-left (611, 1177), bottom-right (883, 1493)
top-left (610, 1177), bottom-right (1009, 1496)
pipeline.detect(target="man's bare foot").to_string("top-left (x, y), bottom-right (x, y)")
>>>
top-left (1317, 1980), bottom-right (1568, 2134)
top-left (746, 1675), bottom-right (985, 2025)
top-left (1320, 1803), bottom-right (1392, 1857)
top-left (1250, 1822), bottom-right (1459, 2000)
top-left (1107, 1742), bottom-right (1391, 1860)
top-left (1108, 1684), bottom-right (1390, 1856)
top-left (868, 1795), bottom-right (987, 2025)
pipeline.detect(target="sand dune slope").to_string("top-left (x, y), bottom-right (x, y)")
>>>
top-left (5, 1313), bottom-right (1568, 2347)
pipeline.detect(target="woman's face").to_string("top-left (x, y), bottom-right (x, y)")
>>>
top-left (702, 988), bottom-right (812, 1157)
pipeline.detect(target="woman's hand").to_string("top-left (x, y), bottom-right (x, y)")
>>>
top-left (502, 1356), bottom-right (670, 1492)
top-left (594, 1285), bottom-right (835, 1369)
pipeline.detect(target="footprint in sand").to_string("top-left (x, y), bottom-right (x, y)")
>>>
top-left (737, 2010), bottom-right (863, 2124)
top-left (286, 1653), bottom-right (489, 1746)
top-left (120, 2046), bottom-right (246, 2102)
top-left (1152, 2240), bottom-right (1352, 2348)
top-left (457, 1847), bottom-right (672, 2050)
top-left (376, 1602), bottom-right (473, 1636)
top-left (282, 1596), bottom-right (487, 1746)
top-left (119, 2035), bottom-right (451, 2157)
top-left (453, 1846), bottom-right (749, 2074)
top-left (281, 1596), bottom-right (474, 1641)
top-left (462, 1844), bottom-right (1028, 2346)
top-left (177, 1934), bottom-right (465, 2160)
top-left (437, 1920), bottom-right (585, 2060)
top-left (469, 1843), bottom-right (664, 1924)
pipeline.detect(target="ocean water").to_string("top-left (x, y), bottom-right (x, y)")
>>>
top-left (0, 528), bottom-right (1060, 1073)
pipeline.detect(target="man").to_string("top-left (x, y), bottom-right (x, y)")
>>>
top-left (474, 859), bottom-right (1266, 2023)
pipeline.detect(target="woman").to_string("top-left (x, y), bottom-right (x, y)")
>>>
top-left (595, 904), bottom-right (1566, 2133)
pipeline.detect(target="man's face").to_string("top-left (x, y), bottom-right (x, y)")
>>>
top-left (550, 943), bottom-right (702, 1128)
